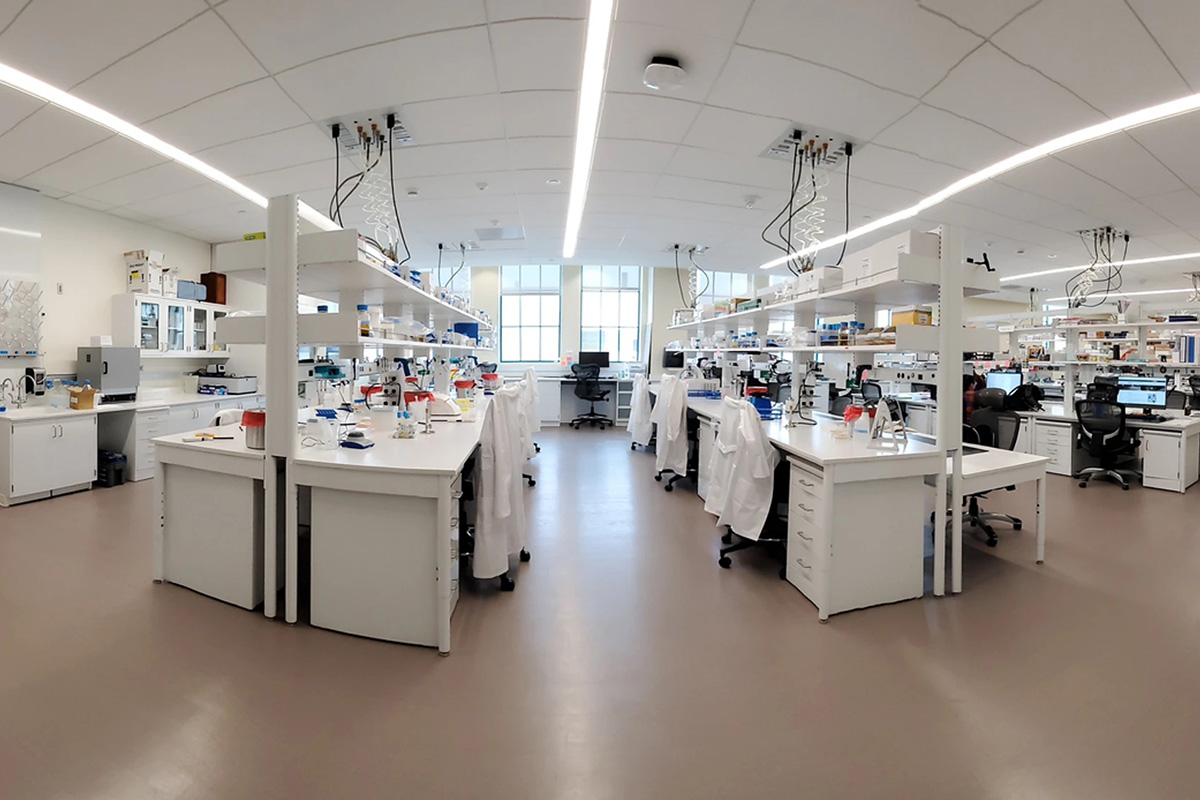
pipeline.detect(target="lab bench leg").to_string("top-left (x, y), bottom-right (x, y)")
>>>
top-left (933, 468), bottom-right (947, 597)
top-left (285, 469), bottom-right (298, 625)
top-left (263, 458), bottom-right (277, 619)
top-left (1036, 476), bottom-right (1046, 565)
top-left (153, 459), bottom-right (165, 583)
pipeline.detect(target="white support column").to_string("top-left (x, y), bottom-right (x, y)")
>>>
top-left (936, 227), bottom-right (965, 594)
top-left (265, 194), bottom-right (299, 623)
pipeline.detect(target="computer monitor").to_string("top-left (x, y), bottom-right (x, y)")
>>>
top-left (986, 371), bottom-right (1022, 394)
top-left (579, 351), bottom-right (610, 367)
top-left (1116, 375), bottom-right (1168, 409)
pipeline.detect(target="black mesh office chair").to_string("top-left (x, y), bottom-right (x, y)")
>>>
top-left (1189, 375), bottom-right (1200, 413)
top-left (860, 380), bottom-right (883, 407)
top-left (965, 388), bottom-right (1023, 546)
top-left (570, 363), bottom-right (613, 429)
top-left (1074, 400), bottom-right (1139, 490)
top-left (830, 394), bottom-right (853, 416)
top-left (1166, 389), bottom-right (1187, 410)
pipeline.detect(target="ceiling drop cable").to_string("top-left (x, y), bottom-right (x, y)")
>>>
top-left (688, 247), bottom-right (711, 303)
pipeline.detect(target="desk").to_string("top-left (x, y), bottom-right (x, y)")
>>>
top-left (666, 391), bottom-right (944, 620)
top-left (531, 376), bottom-right (634, 426)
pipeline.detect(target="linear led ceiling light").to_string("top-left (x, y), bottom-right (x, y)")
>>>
top-left (0, 225), bottom-right (40, 238)
top-left (0, 61), bottom-right (339, 232)
top-left (562, 0), bottom-right (616, 259)
top-left (1002, 251), bottom-right (1200, 283)
top-left (758, 89), bottom-right (1200, 270)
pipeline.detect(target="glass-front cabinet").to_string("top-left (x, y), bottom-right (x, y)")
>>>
top-left (166, 303), bottom-right (187, 352)
top-left (138, 300), bottom-right (161, 351)
top-left (191, 306), bottom-right (209, 353)
top-left (211, 310), bottom-right (227, 352)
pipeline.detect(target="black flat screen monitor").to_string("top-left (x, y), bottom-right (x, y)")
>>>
top-left (579, 351), bottom-right (610, 367)
top-left (1116, 375), bottom-right (1168, 409)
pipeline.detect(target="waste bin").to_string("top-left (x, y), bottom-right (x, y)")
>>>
top-left (96, 450), bottom-right (127, 488)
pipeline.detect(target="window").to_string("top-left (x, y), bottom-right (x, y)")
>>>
top-left (875, 308), bottom-right (892, 327)
top-left (581, 265), bottom-right (640, 362)
top-left (695, 270), bottom-right (754, 308)
top-left (500, 265), bottom-right (561, 362)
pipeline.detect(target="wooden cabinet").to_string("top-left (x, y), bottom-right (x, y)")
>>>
top-left (0, 415), bottom-right (97, 506)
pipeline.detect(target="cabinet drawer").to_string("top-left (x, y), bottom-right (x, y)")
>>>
top-left (790, 464), bottom-right (824, 499)
top-left (787, 553), bottom-right (823, 599)
top-left (1035, 423), bottom-right (1072, 442)
top-left (790, 492), bottom-right (823, 525)
top-left (788, 527), bottom-right (822, 562)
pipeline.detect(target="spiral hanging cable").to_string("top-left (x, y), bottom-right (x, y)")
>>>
top-left (792, 162), bottom-right (829, 271)
top-left (361, 166), bottom-right (397, 250)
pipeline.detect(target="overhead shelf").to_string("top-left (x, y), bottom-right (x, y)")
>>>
top-left (667, 253), bottom-right (1000, 334)
top-left (678, 324), bottom-right (998, 355)
top-left (216, 310), bottom-right (493, 355)
top-left (212, 230), bottom-right (492, 332)
top-left (141, 351), bottom-right (232, 359)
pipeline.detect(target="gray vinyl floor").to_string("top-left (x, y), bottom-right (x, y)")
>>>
top-left (2, 427), bottom-right (1199, 799)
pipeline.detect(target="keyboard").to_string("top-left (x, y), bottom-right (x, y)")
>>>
top-left (1127, 413), bottom-right (1169, 423)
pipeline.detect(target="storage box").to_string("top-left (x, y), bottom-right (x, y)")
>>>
top-left (126, 265), bottom-right (163, 296)
top-left (68, 386), bottom-right (97, 410)
top-left (91, 335), bottom-right (113, 346)
top-left (200, 272), bottom-right (227, 305)
top-left (797, 266), bottom-right (843, 294)
top-left (177, 280), bottom-right (207, 301)
top-left (851, 231), bottom-right (940, 282)
top-left (893, 305), bottom-right (933, 326)
top-left (124, 249), bottom-right (164, 268)
top-left (162, 270), bottom-right (179, 298)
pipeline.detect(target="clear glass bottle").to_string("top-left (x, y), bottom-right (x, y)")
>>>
top-left (357, 304), bottom-right (371, 338)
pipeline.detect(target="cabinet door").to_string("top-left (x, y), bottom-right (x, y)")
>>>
top-left (538, 380), bottom-right (561, 424)
top-left (1142, 432), bottom-right (1180, 482)
top-left (9, 421), bottom-right (60, 497)
top-left (165, 303), bottom-right (188, 353)
top-left (211, 310), bottom-right (227, 353)
top-left (139, 300), bottom-right (162, 351)
top-left (56, 417), bottom-right (98, 488)
top-left (191, 307), bottom-right (210, 353)
top-left (168, 404), bottom-right (203, 435)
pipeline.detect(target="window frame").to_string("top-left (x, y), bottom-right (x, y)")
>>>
top-left (579, 265), bottom-right (641, 363)
top-left (499, 265), bottom-right (562, 363)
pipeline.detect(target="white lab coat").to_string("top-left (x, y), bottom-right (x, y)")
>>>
top-left (627, 374), bottom-right (654, 446)
top-left (651, 374), bottom-right (688, 476)
top-left (703, 397), bottom-right (743, 518)
top-left (523, 367), bottom-right (542, 437)
top-left (474, 387), bottom-right (527, 579)
top-left (516, 378), bottom-right (536, 461)
top-left (716, 400), bottom-right (779, 540)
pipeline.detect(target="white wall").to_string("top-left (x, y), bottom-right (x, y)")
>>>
top-left (37, 197), bottom-right (211, 374)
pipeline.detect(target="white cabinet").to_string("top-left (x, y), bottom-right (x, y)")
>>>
top-left (113, 294), bottom-right (229, 355)
top-left (1139, 430), bottom-right (1198, 493)
top-left (0, 415), bottom-right (98, 506)
top-left (168, 402), bottom-right (217, 434)
top-left (907, 405), bottom-right (931, 435)
top-left (1033, 420), bottom-right (1076, 476)
top-left (537, 379), bottom-right (561, 425)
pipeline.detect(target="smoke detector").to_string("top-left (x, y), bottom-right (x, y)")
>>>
top-left (643, 56), bottom-right (687, 91)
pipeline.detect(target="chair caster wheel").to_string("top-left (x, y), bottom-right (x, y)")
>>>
top-left (631, 443), bottom-right (637, 451)
top-left (1013, 522), bottom-right (1022, 530)
top-left (986, 539), bottom-right (997, 548)
top-left (1079, 482), bottom-right (1087, 488)
top-left (535, 444), bottom-right (541, 453)
top-left (1122, 484), bottom-right (1130, 490)
top-left (718, 556), bottom-right (731, 569)
top-left (527, 478), bottom-right (536, 487)
top-left (500, 575), bottom-right (516, 591)
top-left (721, 532), bottom-right (732, 544)
top-left (519, 549), bottom-right (531, 562)
top-left (664, 484), bottom-right (673, 492)
top-left (654, 474), bottom-right (662, 482)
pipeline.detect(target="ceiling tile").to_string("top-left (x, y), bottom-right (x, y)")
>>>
top-left (196, 125), bottom-right (333, 177)
top-left (592, 139), bottom-right (676, 173)
top-left (616, 0), bottom-right (751, 40)
top-left (159, 200), bottom-right (265, 241)
top-left (74, 162), bottom-right (211, 207)
top-left (654, 174), bottom-right (779, 209)
top-left (992, 0), bottom-right (1189, 118)
top-left (485, 0), bottom-right (586, 22)
top-left (242, 160), bottom-right (334, 198)
top-left (952, 181), bottom-right (1079, 224)
top-left (501, 90), bottom-right (576, 138)
top-left (871, 104), bottom-right (1022, 172)
top-left (680, 106), bottom-right (790, 155)
top-left (1059, 134), bottom-right (1188, 199)
top-left (605, 22), bottom-right (734, 104)
top-left (1139, 190), bottom-right (1200, 231)
top-left (106, 206), bottom-right (158, 224)
top-left (120, 182), bottom-right (243, 218)
top-left (60, 195), bottom-right (116, 212)
top-left (923, 44), bottom-right (1104, 145)
top-left (1126, 0), bottom-right (1200, 88)
top-left (508, 136), bottom-right (572, 171)
top-left (75, 12), bottom-right (265, 123)
top-left (509, 170), bottom-right (569, 194)
top-left (217, 0), bottom-right (487, 72)
top-left (587, 171), bottom-right (660, 196)
top-left (390, 139), bottom-right (510, 179)
top-left (0, 84), bottom-right (46, 136)
top-left (144, 79), bottom-right (309, 152)
top-left (664, 145), bottom-right (788, 190)
top-left (0, 0), bottom-right (207, 88)
top-left (275, 27), bottom-right (497, 120)
top-left (739, 0), bottom-right (980, 97)
top-left (996, 157), bottom-right (1128, 210)
top-left (402, 95), bottom-right (506, 145)
top-left (1130, 115), bottom-right (1200, 190)
top-left (0, 106), bottom-right (109, 182)
top-left (598, 93), bottom-right (701, 144)
top-left (708, 46), bottom-right (918, 141)
top-left (22, 137), bottom-right (168, 194)
top-left (850, 147), bottom-right (970, 195)
top-left (918, 0), bottom-right (1043, 37)
top-left (1082, 198), bottom-right (1177, 238)
top-left (490, 19), bottom-right (584, 92)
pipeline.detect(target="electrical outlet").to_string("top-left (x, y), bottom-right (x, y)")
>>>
top-left (56, 283), bottom-right (63, 295)
top-left (761, 123), bottom-right (857, 165)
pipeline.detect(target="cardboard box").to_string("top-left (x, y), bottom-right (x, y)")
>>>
top-left (124, 249), bottom-right (164, 268)
top-left (127, 265), bottom-right (163, 296)
top-left (68, 386), bottom-right (97, 410)
top-left (797, 266), bottom-right (843, 294)
top-left (893, 305), bottom-right (933, 326)
top-left (850, 231), bottom-right (940, 282)
top-left (162, 270), bottom-right (179, 298)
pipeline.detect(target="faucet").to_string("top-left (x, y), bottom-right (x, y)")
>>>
top-left (0, 377), bottom-right (25, 409)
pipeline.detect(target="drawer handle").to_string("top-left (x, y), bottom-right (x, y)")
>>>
top-left (796, 478), bottom-right (814, 487)
top-left (794, 529), bottom-right (812, 542)
top-left (451, 491), bottom-right (464, 500)
top-left (450, 517), bottom-right (459, 528)
top-left (795, 557), bottom-right (812, 570)
top-left (797, 503), bottom-right (813, 513)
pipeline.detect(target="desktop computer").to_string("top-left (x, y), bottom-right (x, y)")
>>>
top-left (579, 351), bottom-right (610, 368)
top-left (1116, 375), bottom-right (1169, 422)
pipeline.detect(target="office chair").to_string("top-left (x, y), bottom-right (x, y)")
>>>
top-left (965, 389), bottom-right (1023, 546)
top-left (208, 408), bottom-right (243, 427)
top-left (1074, 400), bottom-right (1140, 490)
top-left (860, 380), bottom-right (883, 407)
top-left (830, 394), bottom-right (853, 416)
top-left (568, 363), bottom-right (613, 429)
top-left (1165, 389), bottom-right (1187, 410)
top-left (1188, 375), bottom-right (1200, 413)
top-left (1086, 378), bottom-right (1120, 403)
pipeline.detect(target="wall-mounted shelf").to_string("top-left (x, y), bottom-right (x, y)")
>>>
top-left (217, 310), bottom-right (493, 355)
top-left (679, 325), bottom-right (998, 355)
top-left (141, 352), bottom-right (232, 360)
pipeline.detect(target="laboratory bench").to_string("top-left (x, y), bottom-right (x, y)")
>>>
top-left (153, 408), bottom-right (486, 654)
top-left (0, 391), bottom-right (265, 506)
top-left (522, 374), bottom-right (635, 426)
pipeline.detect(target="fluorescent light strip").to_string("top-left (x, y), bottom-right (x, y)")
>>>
top-left (758, 89), bottom-right (1200, 270)
top-left (1045, 287), bottom-right (1194, 302)
top-left (1003, 251), bottom-right (1200, 283)
top-left (562, 0), bottom-right (616, 259)
top-left (0, 61), bottom-right (339, 232)
top-left (0, 225), bottom-right (40, 238)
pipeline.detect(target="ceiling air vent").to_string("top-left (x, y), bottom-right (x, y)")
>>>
top-left (475, 226), bottom-right (525, 242)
